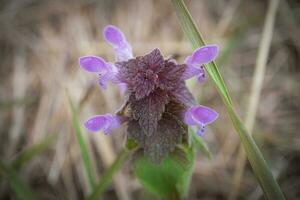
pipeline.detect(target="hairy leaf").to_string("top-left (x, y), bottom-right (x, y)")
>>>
top-left (116, 49), bottom-right (165, 99)
top-left (171, 82), bottom-right (196, 106)
top-left (130, 90), bottom-right (169, 136)
top-left (158, 60), bottom-right (186, 91)
top-left (128, 101), bottom-right (188, 163)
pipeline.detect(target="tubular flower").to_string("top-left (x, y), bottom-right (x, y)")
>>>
top-left (79, 56), bottom-right (118, 89)
top-left (79, 25), bottom-right (219, 163)
top-left (182, 45), bottom-right (219, 82)
top-left (84, 114), bottom-right (121, 135)
top-left (184, 106), bottom-right (219, 136)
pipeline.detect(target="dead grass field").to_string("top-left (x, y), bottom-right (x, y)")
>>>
top-left (0, 0), bottom-right (299, 199)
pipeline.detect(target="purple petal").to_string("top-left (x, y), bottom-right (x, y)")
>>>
top-left (184, 105), bottom-right (218, 126)
top-left (181, 64), bottom-right (202, 80)
top-left (184, 108), bottom-right (196, 125)
top-left (103, 25), bottom-right (127, 48)
top-left (182, 45), bottom-right (218, 81)
top-left (97, 63), bottom-right (123, 89)
top-left (79, 56), bottom-right (109, 73)
top-left (187, 45), bottom-right (219, 66)
top-left (103, 25), bottom-right (133, 61)
top-left (182, 65), bottom-right (206, 81)
top-left (84, 114), bottom-right (120, 134)
top-left (98, 70), bottom-right (117, 89)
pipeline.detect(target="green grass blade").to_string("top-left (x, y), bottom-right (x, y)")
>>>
top-left (0, 161), bottom-right (36, 200)
top-left (171, 0), bottom-right (285, 199)
top-left (67, 94), bottom-right (96, 189)
top-left (87, 148), bottom-right (129, 200)
top-left (170, 0), bottom-right (233, 107)
top-left (12, 133), bottom-right (58, 170)
top-left (190, 127), bottom-right (211, 159)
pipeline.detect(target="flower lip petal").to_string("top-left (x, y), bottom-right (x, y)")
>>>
top-left (103, 25), bottom-right (133, 61)
top-left (103, 25), bottom-right (126, 48)
top-left (185, 106), bottom-right (218, 137)
top-left (184, 105), bottom-right (218, 126)
top-left (188, 44), bottom-right (219, 66)
top-left (79, 56), bottom-right (109, 73)
top-left (183, 45), bottom-right (218, 81)
top-left (84, 115), bottom-right (109, 132)
top-left (84, 114), bottom-right (120, 134)
top-left (191, 105), bottom-right (218, 125)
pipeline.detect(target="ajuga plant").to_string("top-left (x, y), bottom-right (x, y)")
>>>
top-left (79, 25), bottom-right (218, 198)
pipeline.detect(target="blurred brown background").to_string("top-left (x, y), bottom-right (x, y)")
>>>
top-left (0, 0), bottom-right (299, 199)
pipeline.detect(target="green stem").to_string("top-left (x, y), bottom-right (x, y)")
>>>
top-left (87, 148), bottom-right (130, 200)
top-left (171, 0), bottom-right (285, 199)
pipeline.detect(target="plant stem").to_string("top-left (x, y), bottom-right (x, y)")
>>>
top-left (87, 148), bottom-right (130, 200)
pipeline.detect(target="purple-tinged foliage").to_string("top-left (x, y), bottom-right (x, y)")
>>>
top-left (79, 25), bottom-right (219, 163)
top-left (128, 102), bottom-right (187, 163)
top-left (116, 48), bottom-right (186, 100)
top-left (130, 90), bottom-right (169, 136)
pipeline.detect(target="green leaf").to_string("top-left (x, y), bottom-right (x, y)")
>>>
top-left (88, 149), bottom-right (130, 200)
top-left (133, 146), bottom-right (195, 199)
top-left (0, 161), bottom-right (36, 200)
top-left (190, 127), bottom-right (212, 159)
top-left (12, 133), bottom-right (58, 170)
top-left (67, 94), bottom-right (96, 189)
top-left (171, 0), bottom-right (285, 199)
top-left (126, 138), bottom-right (139, 150)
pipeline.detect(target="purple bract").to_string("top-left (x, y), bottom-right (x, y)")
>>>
top-left (79, 25), bottom-right (219, 163)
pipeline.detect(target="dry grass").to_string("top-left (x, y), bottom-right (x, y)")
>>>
top-left (0, 0), bottom-right (299, 199)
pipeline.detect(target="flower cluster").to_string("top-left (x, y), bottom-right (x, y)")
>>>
top-left (80, 25), bottom-right (219, 163)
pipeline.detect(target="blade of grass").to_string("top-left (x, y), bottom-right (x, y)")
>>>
top-left (87, 148), bottom-right (130, 200)
top-left (229, 0), bottom-right (280, 199)
top-left (12, 133), bottom-right (58, 170)
top-left (170, 0), bottom-right (233, 107)
top-left (67, 93), bottom-right (96, 189)
top-left (0, 161), bottom-right (36, 200)
top-left (170, 0), bottom-right (285, 199)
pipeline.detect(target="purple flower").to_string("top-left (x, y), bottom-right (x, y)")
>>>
top-left (103, 25), bottom-right (133, 61)
top-left (84, 114), bottom-right (121, 135)
top-left (182, 45), bottom-right (219, 82)
top-left (184, 106), bottom-right (219, 136)
top-left (79, 25), bottom-right (219, 163)
top-left (79, 56), bottom-right (118, 89)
